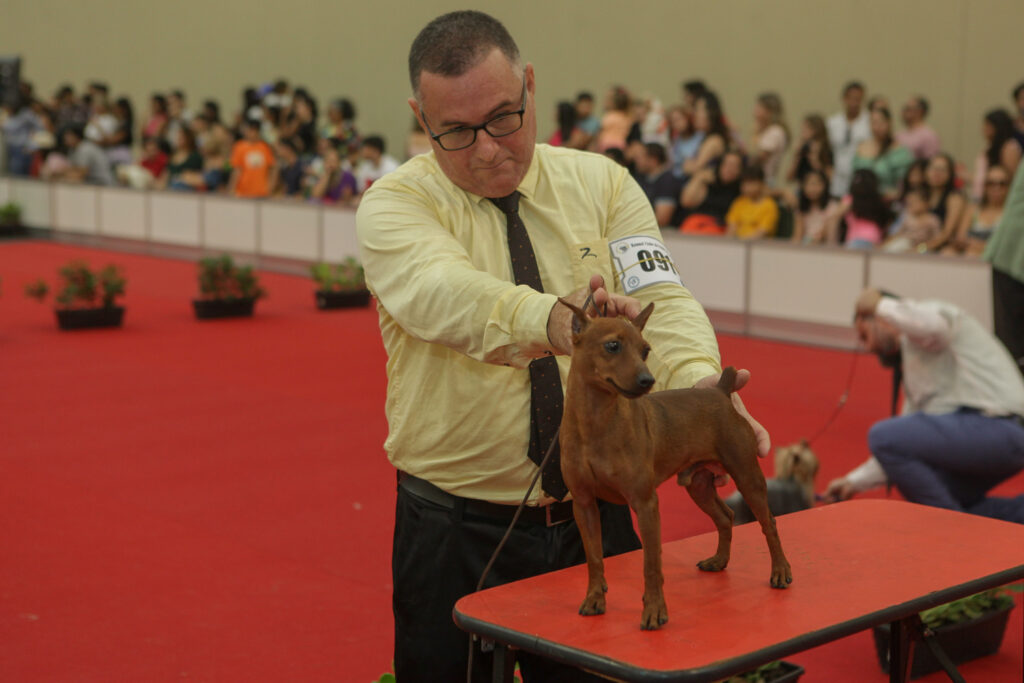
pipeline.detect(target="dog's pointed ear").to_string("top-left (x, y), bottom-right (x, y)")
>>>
top-left (800, 438), bottom-right (809, 448)
top-left (632, 302), bottom-right (655, 331)
top-left (558, 298), bottom-right (590, 335)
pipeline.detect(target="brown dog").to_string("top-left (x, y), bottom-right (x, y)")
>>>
top-left (558, 299), bottom-right (792, 630)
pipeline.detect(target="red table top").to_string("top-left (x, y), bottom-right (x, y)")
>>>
top-left (454, 500), bottom-right (1024, 682)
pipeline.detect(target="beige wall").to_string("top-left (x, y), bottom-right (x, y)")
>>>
top-left (3, 0), bottom-right (1021, 169)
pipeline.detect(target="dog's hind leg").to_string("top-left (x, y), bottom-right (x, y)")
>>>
top-left (631, 493), bottom-right (668, 630)
top-left (684, 468), bottom-right (734, 572)
top-left (729, 458), bottom-right (793, 589)
top-left (572, 497), bottom-right (608, 616)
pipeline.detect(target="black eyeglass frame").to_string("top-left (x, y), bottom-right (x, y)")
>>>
top-left (420, 78), bottom-right (528, 151)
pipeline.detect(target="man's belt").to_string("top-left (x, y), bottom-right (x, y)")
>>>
top-left (397, 471), bottom-right (573, 527)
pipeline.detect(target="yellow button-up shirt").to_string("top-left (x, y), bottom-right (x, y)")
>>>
top-left (356, 144), bottom-right (720, 504)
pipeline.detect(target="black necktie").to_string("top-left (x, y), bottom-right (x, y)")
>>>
top-left (488, 191), bottom-right (568, 501)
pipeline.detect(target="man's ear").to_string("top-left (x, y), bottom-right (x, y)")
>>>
top-left (408, 98), bottom-right (428, 135)
top-left (632, 302), bottom-right (655, 332)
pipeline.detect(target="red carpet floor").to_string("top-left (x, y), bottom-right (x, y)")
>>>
top-left (1, 240), bottom-right (1021, 682)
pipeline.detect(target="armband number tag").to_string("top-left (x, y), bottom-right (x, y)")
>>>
top-left (609, 236), bottom-right (683, 294)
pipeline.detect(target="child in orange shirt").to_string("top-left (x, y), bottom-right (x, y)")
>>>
top-left (726, 164), bottom-right (779, 240)
top-left (229, 119), bottom-right (276, 198)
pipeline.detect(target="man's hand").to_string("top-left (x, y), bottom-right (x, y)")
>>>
top-left (695, 369), bottom-right (771, 459)
top-left (547, 274), bottom-right (642, 355)
top-left (823, 476), bottom-right (856, 503)
top-left (854, 288), bottom-right (883, 319)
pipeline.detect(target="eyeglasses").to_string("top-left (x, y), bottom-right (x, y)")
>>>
top-left (420, 79), bottom-right (527, 151)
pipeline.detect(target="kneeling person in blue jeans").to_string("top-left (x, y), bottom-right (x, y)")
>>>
top-left (826, 288), bottom-right (1024, 523)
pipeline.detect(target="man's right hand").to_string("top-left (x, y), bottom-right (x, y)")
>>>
top-left (823, 476), bottom-right (856, 503)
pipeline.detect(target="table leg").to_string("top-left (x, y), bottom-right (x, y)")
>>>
top-left (888, 617), bottom-right (916, 683)
top-left (491, 642), bottom-right (516, 683)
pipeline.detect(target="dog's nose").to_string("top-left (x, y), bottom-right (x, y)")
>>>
top-left (637, 373), bottom-right (655, 389)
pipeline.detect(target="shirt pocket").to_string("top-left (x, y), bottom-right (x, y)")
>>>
top-left (570, 238), bottom-right (617, 293)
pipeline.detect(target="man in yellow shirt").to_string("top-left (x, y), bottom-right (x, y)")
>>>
top-left (356, 11), bottom-right (769, 681)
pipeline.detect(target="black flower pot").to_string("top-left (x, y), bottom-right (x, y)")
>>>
top-left (0, 220), bottom-right (27, 238)
top-left (55, 306), bottom-right (125, 330)
top-left (192, 297), bottom-right (256, 320)
top-left (314, 289), bottom-right (371, 310)
top-left (873, 603), bottom-right (1013, 678)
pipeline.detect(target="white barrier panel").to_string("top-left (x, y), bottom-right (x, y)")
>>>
top-left (98, 187), bottom-right (147, 240)
top-left (53, 184), bottom-right (99, 234)
top-left (202, 197), bottom-right (257, 253)
top-left (664, 234), bottom-right (746, 313)
top-left (10, 178), bottom-right (52, 228)
top-left (260, 201), bottom-right (320, 261)
top-left (150, 193), bottom-right (201, 246)
top-left (749, 244), bottom-right (865, 327)
top-left (0, 177), bottom-right (10, 205)
top-left (869, 254), bottom-right (992, 330)
top-left (322, 207), bottom-right (360, 262)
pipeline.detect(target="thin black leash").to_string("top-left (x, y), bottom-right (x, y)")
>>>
top-left (805, 349), bottom-right (861, 447)
top-left (466, 293), bottom-right (599, 682)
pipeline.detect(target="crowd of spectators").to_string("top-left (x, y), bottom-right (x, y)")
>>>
top-left (547, 79), bottom-right (1024, 258)
top-left (2, 75), bottom-right (1023, 257)
top-left (0, 79), bottom-right (398, 207)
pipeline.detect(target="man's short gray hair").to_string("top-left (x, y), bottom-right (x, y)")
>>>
top-left (408, 10), bottom-right (521, 98)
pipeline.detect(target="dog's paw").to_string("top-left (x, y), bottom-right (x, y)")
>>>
top-left (770, 563), bottom-right (793, 589)
top-left (697, 554), bottom-right (729, 572)
top-left (640, 597), bottom-right (668, 630)
top-left (579, 593), bottom-right (606, 616)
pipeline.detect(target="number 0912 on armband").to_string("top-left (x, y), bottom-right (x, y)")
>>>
top-left (609, 235), bottom-right (684, 295)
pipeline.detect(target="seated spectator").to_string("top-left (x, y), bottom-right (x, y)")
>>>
top-left (322, 98), bottom-right (360, 158)
top-left (852, 107), bottom-right (913, 200)
top-left (192, 103), bottom-right (233, 191)
top-left (682, 91), bottom-right (729, 177)
top-left (971, 109), bottom-right (1022, 201)
top-left (116, 136), bottom-right (168, 189)
top-left (679, 149), bottom-right (744, 234)
top-left (638, 95), bottom-right (670, 147)
top-left (1, 95), bottom-right (44, 175)
top-left (164, 89), bottom-right (193, 152)
top-left (547, 101), bottom-right (587, 149)
top-left (51, 85), bottom-right (89, 130)
top-left (102, 97), bottom-right (135, 167)
top-left (785, 114), bottom-right (834, 185)
top-left (310, 146), bottom-right (357, 206)
top-left (895, 96), bottom-right (941, 160)
top-left (725, 164), bottom-right (779, 240)
top-left (949, 164), bottom-right (1011, 257)
top-left (596, 85), bottom-right (632, 152)
top-left (882, 189), bottom-right (941, 253)
top-left (666, 104), bottom-right (703, 178)
top-left (574, 91), bottom-right (600, 144)
top-left (85, 98), bottom-right (119, 150)
top-left (922, 152), bottom-right (968, 252)
top-left (274, 138), bottom-right (305, 198)
top-left (827, 81), bottom-right (871, 199)
top-left (51, 125), bottom-right (115, 185)
top-left (634, 142), bottom-right (682, 228)
top-left (228, 119), bottom-right (276, 198)
top-left (791, 169), bottom-right (835, 245)
top-left (867, 94), bottom-right (889, 114)
top-left (142, 93), bottom-right (169, 141)
top-left (354, 135), bottom-right (399, 194)
top-left (831, 168), bottom-right (891, 249)
top-left (280, 92), bottom-right (318, 157)
top-left (157, 127), bottom-right (204, 191)
top-left (750, 92), bottom-right (789, 187)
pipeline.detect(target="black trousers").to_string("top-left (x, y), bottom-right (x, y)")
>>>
top-left (392, 484), bottom-right (641, 682)
top-left (993, 267), bottom-right (1024, 366)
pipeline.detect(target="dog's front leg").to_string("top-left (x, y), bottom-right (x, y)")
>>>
top-left (632, 493), bottom-right (667, 630)
top-left (572, 497), bottom-right (607, 616)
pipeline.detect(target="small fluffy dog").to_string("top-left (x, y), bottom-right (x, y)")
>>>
top-left (725, 440), bottom-right (819, 524)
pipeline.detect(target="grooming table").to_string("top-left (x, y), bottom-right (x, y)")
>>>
top-left (454, 500), bottom-right (1024, 682)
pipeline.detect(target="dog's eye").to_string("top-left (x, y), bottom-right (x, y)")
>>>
top-left (641, 346), bottom-right (650, 360)
top-left (604, 341), bottom-right (621, 354)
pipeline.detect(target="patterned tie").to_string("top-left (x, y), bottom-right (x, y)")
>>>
top-left (488, 191), bottom-right (569, 501)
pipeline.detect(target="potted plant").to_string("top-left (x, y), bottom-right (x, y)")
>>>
top-left (723, 660), bottom-right (805, 682)
top-left (193, 254), bottom-right (265, 319)
top-left (0, 201), bottom-right (27, 237)
top-left (25, 260), bottom-right (126, 330)
top-left (872, 586), bottom-right (1018, 678)
top-left (311, 257), bottom-right (371, 309)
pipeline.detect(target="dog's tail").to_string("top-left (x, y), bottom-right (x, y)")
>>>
top-left (716, 366), bottom-right (738, 395)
